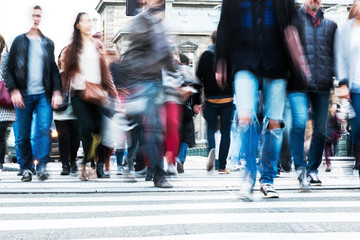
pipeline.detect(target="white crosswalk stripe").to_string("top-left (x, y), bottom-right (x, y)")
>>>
top-left (0, 190), bottom-right (360, 239)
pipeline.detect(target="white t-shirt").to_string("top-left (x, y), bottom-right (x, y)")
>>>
top-left (350, 25), bottom-right (360, 92)
top-left (71, 41), bottom-right (101, 90)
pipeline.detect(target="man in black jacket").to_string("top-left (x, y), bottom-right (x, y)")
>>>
top-left (196, 30), bottom-right (234, 174)
top-left (216, 0), bottom-right (299, 199)
top-left (5, 5), bottom-right (62, 182)
top-left (287, 0), bottom-right (337, 187)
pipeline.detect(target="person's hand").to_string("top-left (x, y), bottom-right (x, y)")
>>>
top-left (52, 91), bottom-right (63, 109)
top-left (177, 87), bottom-right (193, 102)
top-left (337, 84), bottom-right (351, 101)
top-left (11, 89), bottom-right (25, 109)
top-left (193, 104), bottom-right (202, 114)
top-left (216, 60), bottom-right (227, 90)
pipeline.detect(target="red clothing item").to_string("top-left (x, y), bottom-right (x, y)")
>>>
top-left (164, 102), bottom-right (182, 165)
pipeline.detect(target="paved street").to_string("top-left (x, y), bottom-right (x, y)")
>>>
top-left (0, 157), bottom-right (359, 239)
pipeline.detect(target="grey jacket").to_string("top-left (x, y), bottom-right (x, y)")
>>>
top-left (336, 19), bottom-right (360, 93)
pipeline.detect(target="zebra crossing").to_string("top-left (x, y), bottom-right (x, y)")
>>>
top-left (0, 190), bottom-right (360, 239)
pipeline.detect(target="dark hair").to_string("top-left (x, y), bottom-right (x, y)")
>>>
top-left (179, 53), bottom-right (190, 65)
top-left (34, 5), bottom-right (42, 11)
top-left (0, 34), bottom-right (7, 62)
top-left (210, 30), bottom-right (217, 44)
top-left (63, 12), bottom-right (87, 81)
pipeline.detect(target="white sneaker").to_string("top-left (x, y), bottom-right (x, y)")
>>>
top-left (116, 166), bottom-right (124, 175)
top-left (167, 164), bottom-right (177, 176)
top-left (238, 180), bottom-right (254, 202)
top-left (260, 183), bottom-right (279, 198)
top-left (296, 169), bottom-right (310, 190)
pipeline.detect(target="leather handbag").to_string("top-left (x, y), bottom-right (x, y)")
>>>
top-left (0, 81), bottom-right (14, 108)
top-left (53, 89), bottom-right (69, 112)
top-left (80, 81), bottom-right (109, 106)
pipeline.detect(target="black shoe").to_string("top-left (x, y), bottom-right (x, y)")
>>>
top-left (21, 170), bottom-right (32, 182)
top-left (307, 172), bottom-right (322, 186)
top-left (70, 165), bottom-right (78, 176)
top-left (96, 162), bottom-right (110, 178)
top-left (37, 168), bottom-right (49, 181)
top-left (60, 167), bottom-right (70, 176)
top-left (145, 167), bottom-right (153, 181)
top-left (177, 161), bottom-right (184, 174)
top-left (17, 168), bottom-right (23, 176)
top-left (154, 178), bottom-right (173, 188)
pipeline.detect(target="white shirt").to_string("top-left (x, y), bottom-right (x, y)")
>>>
top-left (350, 25), bottom-right (360, 92)
top-left (71, 41), bottom-right (101, 90)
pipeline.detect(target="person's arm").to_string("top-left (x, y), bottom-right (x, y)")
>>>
top-left (215, 0), bottom-right (232, 88)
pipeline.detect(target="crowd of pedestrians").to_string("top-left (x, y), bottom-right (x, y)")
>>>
top-left (0, 0), bottom-right (359, 196)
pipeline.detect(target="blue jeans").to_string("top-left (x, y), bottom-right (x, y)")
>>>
top-left (15, 94), bottom-right (52, 171)
top-left (350, 93), bottom-right (360, 145)
top-left (203, 101), bottom-right (234, 170)
top-left (177, 143), bottom-right (188, 164)
top-left (288, 92), bottom-right (329, 173)
top-left (234, 71), bottom-right (286, 185)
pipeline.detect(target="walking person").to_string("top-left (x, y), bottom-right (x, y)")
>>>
top-left (5, 5), bottom-right (62, 182)
top-left (61, 12), bottom-right (118, 181)
top-left (216, 0), bottom-right (303, 199)
top-left (0, 34), bottom-right (16, 179)
top-left (288, 0), bottom-right (337, 187)
top-left (53, 47), bottom-right (80, 176)
top-left (117, 0), bottom-right (176, 188)
top-left (324, 102), bottom-right (341, 172)
top-left (197, 30), bottom-right (234, 174)
top-left (336, 0), bottom-right (360, 176)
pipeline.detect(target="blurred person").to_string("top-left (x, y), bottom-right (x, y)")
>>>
top-left (197, 30), bottom-right (234, 175)
top-left (62, 12), bottom-right (118, 181)
top-left (0, 34), bottom-right (15, 178)
top-left (115, 0), bottom-right (176, 188)
top-left (324, 102), bottom-right (341, 172)
top-left (4, 5), bottom-right (62, 182)
top-left (336, 0), bottom-right (360, 174)
top-left (287, 0), bottom-right (337, 187)
top-left (163, 44), bottom-right (184, 175)
top-left (216, 0), bottom-right (301, 199)
top-left (176, 53), bottom-right (199, 173)
top-left (53, 47), bottom-right (80, 176)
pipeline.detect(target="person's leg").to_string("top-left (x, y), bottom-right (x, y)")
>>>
top-left (279, 97), bottom-right (292, 172)
top-left (306, 92), bottom-right (330, 173)
top-left (218, 102), bottom-right (234, 171)
top-left (15, 95), bottom-right (36, 172)
top-left (68, 120), bottom-right (80, 172)
top-left (349, 93), bottom-right (360, 172)
top-left (177, 143), bottom-right (188, 164)
top-left (203, 101), bottom-right (218, 153)
top-left (0, 122), bottom-right (11, 168)
top-left (55, 120), bottom-right (71, 172)
top-left (164, 102), bottom-right (182, 171)
top-left (288, 93), bottom-right (308, 171)
top-left (258, 77), bottom-right (286, 198)
top-left (233, 70), bottom-right (260, 194)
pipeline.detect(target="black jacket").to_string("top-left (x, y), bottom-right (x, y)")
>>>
top-left (5, 33), bottom-right (61, 99)
top-left (196, 44), bottom-right (233, 101)
top-left (287, 7), bottom-right (337, 92)
top-left (216, 0), bottom-right (299, 79)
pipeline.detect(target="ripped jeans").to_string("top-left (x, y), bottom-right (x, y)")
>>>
top-left (234, 71), bottom-right (287, 186)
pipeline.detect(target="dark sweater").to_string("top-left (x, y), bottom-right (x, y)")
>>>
top-left (196, 44), bottom-right (233, 101)
top-left (216, 0), bottom-right (299, 79)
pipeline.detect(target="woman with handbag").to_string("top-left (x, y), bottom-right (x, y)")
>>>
top-left (62, 12), bottom-right (118, 181)
top-left (0, 34), bottom-right (15, 178)
top-left (53, 47), bottom-right (81, 176)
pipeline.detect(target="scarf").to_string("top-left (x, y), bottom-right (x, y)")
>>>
top-left (305, 6), bottom-right (322, 27)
